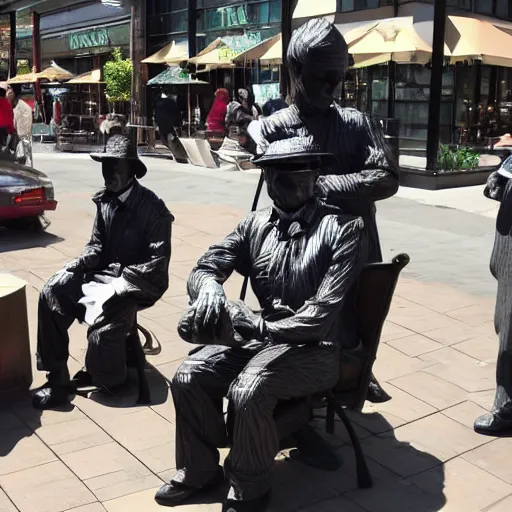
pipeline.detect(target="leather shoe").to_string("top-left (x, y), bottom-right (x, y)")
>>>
top-left (474, 412), bottom-right (512, 437)
top-left (155, 466), bottom-right (224, 507)
top-left (222, 492), bottom-right (270, 512)
top-left (366, 375), bottom-right (392, 404)
top-left (32, 384), bottom-right (71, 410)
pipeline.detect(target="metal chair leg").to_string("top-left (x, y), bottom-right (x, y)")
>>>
top-left (326, 403), bottom-right (335, 434)
top-left (128, 329), bottom-right (151, 405)
top-left (326, 391), bottom-right (372, 489)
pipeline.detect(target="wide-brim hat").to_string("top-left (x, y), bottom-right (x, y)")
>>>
top-left (253, 136), bottom-right (337, 170)
top-left (90, 134), bottom-right (147, 179)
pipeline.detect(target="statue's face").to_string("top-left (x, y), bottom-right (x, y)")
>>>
top-left (102, 159), bottom-right (134, 193)
top-left (265, 166), bottom-right (319, 212)
top-left (299, 61), bottom-right (344, 112)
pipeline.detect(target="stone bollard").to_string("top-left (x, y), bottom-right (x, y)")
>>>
top-left (0, 274), bottom-right (33, 392)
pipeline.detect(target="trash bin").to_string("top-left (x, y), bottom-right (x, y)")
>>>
top-left (0, 274), bottom-right (32, 393)
top-left (375, 117), bottom-right (400, 165)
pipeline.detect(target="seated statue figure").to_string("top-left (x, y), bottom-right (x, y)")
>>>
top-left (155, 136), bottom-right (366, 512)
top-left (33, 135), bottom-right (173, 410)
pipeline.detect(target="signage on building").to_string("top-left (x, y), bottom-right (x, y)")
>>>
top-left (69, 28), bottom-right (110, 51)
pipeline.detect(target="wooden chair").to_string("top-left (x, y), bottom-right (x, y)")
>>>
top-left (271, 253), bottom-right (410, 489)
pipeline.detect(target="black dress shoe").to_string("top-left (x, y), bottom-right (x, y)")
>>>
top-left (474, 412), bottom-right (512, 437)
top-left (222, 492), bottom-right (270, 512)
top-left (366, 375), bottom-right (392, 404)
top-left (154, 466), bottom-right (224, 507)
top-left (32, 384), bottom-right (71, 410)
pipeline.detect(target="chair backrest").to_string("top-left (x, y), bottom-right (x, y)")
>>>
top-left (337, 253), bottom-right (409, 411)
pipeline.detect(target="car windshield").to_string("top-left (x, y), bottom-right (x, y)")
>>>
top-left (0, 175), bottom-right (26, 187)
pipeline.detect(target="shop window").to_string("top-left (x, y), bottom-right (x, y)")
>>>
top-left (475, 0), bottom-right (493, 14)
top-left (197, 0), bottom-right (281, 33)
top-left (338, 0), bottom-right (391, 11)
top-left (446, 0), bottom-right (472, 9)
top-left (496, 0), bottom-right (510, 19)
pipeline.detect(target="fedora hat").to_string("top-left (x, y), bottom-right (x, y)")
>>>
top-left (253, 136), bottom-right (337, 169)
top-left (90, 135), bottom-right (147, 179)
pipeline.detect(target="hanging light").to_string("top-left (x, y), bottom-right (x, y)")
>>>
top-left (101, 0), bottom-right (123, 7)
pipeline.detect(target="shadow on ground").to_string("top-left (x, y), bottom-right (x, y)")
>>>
top-left (0, 227), bottom-right (63, 253)
top-left (85, 364), bottom-right (169, 409)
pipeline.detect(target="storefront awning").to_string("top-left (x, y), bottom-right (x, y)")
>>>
top-left (67, 69), bottom-right (103, 84)
top-left (446, 16), bottom-right (512, 67)
top-left (142, 41), bottom-right (189, 65)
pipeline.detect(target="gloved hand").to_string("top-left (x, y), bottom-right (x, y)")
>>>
top-left (228, 300), bottom-right (266, 342)
top-left (191, 281), bottom-right (228, 340)
top-left (78, 282), bottom-right (116, 325)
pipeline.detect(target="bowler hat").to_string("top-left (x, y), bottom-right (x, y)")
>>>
top-left (253, 136), bottom-right (337, 169)
top-left (90, 135), bottom-right (147, 179)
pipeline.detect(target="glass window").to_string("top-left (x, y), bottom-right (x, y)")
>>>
top-left (446, 0), bottom-right (472, 9)
top-left (475, 0), bottom-right (492, 14)
top-left (339, 0), bottom-right (391, 11)
top-left (496, 0), bottom-right (510, 18)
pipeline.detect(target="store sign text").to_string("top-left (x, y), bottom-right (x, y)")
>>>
top-left (69, 29), bottom-right (109, 51)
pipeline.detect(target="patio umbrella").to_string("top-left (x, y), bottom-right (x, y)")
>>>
top-left (35, 61), bottom-right (75, 82)
top-left (446, 15), bottom-right (512, 67)
top-left (189, 38), bottom-right (236, 68)
top-left (147, 66), bottom-right (209, 137)
top-left (67, 69), bottom-right (103, 84)
top-left (142, 41), bottom-right (189, 65)
top-left (7, 72), bottom-right (37, 84)
top-left (346, 18), bottom-right (448, 68)
top-left (233, 34), bottom-right (282, 64)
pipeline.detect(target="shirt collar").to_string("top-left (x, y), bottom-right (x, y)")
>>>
top-left (93, 179), bottom-right (139, 208)
top-left (270, 198), bottom-right (320, 226)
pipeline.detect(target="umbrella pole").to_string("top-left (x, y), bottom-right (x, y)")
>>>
top-left (188, 84), bottom-right (191, 137)
top-left (239, 170), bottom-right (264, 302)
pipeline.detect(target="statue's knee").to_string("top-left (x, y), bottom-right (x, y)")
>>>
top-left (170, 361), bottom-right (205, 397)
top-left (229, 373), bottom-right (267, 413)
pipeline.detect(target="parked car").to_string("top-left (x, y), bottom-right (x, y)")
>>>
top-left (0, 158), bottom-right (57, 230)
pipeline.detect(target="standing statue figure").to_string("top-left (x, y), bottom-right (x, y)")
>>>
top-left (155, 136), bottom-right (367, 511)
top-left (475, 158), bottom-right (512, 436)
top-left (33, 135), bottom-right (173, 410)
top-left (255, 18), bottom-right (399, 402)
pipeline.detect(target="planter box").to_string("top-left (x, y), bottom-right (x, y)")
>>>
top-left (399, 166), bottom-right (496, 190)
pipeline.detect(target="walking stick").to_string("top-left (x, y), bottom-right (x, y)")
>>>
top-left (239, 170), bottom-right (265, 301)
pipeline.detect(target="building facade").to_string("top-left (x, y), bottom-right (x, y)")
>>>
top-left (302, 0), bottom-right (512, 165)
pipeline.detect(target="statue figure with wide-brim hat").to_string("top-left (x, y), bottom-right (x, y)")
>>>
top-left (155, 135), bottom-right (366, 511)
top-left (33, 135), bottom-right (173, 410)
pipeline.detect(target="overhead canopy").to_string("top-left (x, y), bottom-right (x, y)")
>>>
top-left (147, 66), bottom-right (209, 86)
top-left (233, 34), bottom-right (281, 64)
top-left (446, 16), bottom-right (512, 67)
top-left (142, 41), bottom-right (189, 64)
top-left (67, 69), bottom-right (103, 84)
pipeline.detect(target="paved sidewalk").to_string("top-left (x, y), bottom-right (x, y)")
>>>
top-left (0, 176), bottom-right (510, 511)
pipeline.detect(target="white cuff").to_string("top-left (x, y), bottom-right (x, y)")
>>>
top-left (111, 277), bottom-right (128, 295)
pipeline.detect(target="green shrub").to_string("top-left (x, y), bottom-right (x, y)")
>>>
top-left (103, 47), bottom-right (132, 103)
top-left (437, 145), bottom-right (479, 171)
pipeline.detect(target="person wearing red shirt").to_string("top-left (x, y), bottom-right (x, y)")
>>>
top-left (0, 86), bottom-right (15, 148)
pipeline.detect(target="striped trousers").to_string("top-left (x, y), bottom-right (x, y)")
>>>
top-left (170, 342), bottom-right (339, 501)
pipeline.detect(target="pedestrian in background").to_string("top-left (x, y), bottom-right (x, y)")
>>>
top-left (0, 83), bottom-right (15, 151)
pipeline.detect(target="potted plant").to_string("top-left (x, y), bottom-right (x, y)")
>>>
top-left (103, 47), bottom-right (132, 115)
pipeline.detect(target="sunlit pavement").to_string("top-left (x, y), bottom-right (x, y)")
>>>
top-left (0, 153), bottom-right (509, 512)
